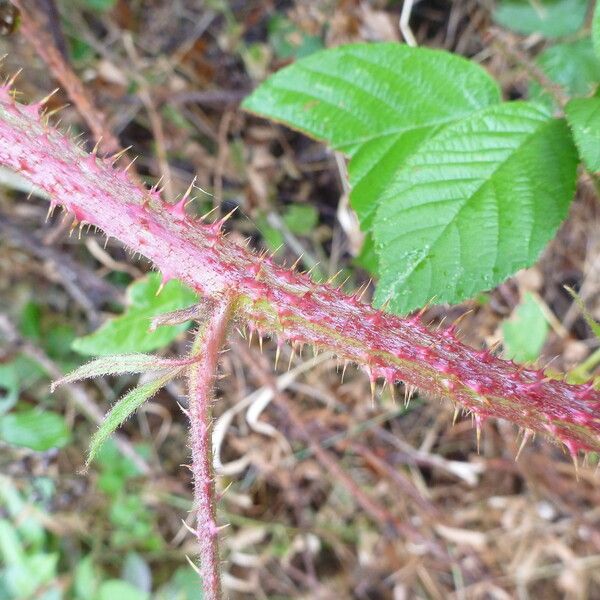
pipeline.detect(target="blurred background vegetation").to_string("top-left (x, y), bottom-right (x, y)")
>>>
top-left (1, 1), bottom-right (600, 598)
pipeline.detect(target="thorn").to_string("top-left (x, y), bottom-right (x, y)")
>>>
top-left (258, 334), bottom-right (263, 353)
top-left (287, 347), bottom-right (296, 371)
top-left (215, 205), bottom-right (238, 230)
top-left (452, 406), bottom-right (459, 426)
top-left (327, 269), bottom-right (343, 285)
top-left (200, 205), bottom-right (220, 222)
top-left (69, 218), bottom-right (79, 236)
top-left (110, 145), bottom-right (132, 163)
top-left (182, 176), bottom-right (197, 202)
top-left (185, 555), bottom-right (202, 576)
top-left (39, 87), bottom-right (60, 107)
top-left (358, 279), bottom-right (372, 301)
top-left (248, 328), bottom-right (254, 347)
top-left (155, 281), bottom-right (166, 296)
top-left (275, 344), bottom-right (281, 370)
top-left (45, 201), bottom-right (56, 222)
top-left (181, 519), bottom-right (196, 535)
top-left (337, 275), bottom-right (351, 290)
top-left (92, 137), bottom-right (102, 155)
top-left (341, 360), bottom-right (349, 383)
top-left (306, 262), bottom-right (320, 277)
top-left (5, 68), bottom-right (22, 89)
top-left (370, 376), bottom-right (376, 407)
top-left (515, 430), bottom-right (531, 461)
top-left (291, 254), bottom-right (304, 270)
top-left (476, 424), bottom-right (481, 454)
top-left (176, 401), bottom-right (190, 418)
top-left (124, 156), bottom-right (138, 172)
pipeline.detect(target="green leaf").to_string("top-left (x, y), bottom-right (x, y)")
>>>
top-left (502, 293), bottom-right (549, 363)
top-left (0, 410), bottom-right (71, 451)
top-left (243, 43), bottom-right (501, 227)
top-left (243, 43), bottom-right (500, 153)
top-left (73, 556), bottom-right (100, 600)
top-left (51, 353), bottom-right (187, 391)
top-left (72, 274), bottom-right (197, 356)
top-left (373, 102), bottom-right (578, 314)
top-left (493, 0), bottom-right (588, 38)
top-left (283, 204), bottom-right (318, 235)
top-left (593, 2), bottom-right (600, 60)
top-left (268, 14), bottom-right (323, 59)
top-left (565, 96), bottom-right (600, 172)
top-left (87, 369), bottom-right (181, 466)
top-left (530, 38), bottom-right (600, 109)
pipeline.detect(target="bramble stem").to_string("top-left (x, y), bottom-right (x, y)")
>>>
top-left (187, 296), bottom-right (233, 600)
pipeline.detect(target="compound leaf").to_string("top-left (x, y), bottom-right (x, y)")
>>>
top-left (373, 102), bottom-right (578, 314)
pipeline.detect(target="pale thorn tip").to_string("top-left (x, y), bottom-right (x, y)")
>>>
top-left (92, 137), bottom-right (103, 155)
top-left (5, 68), bottom-right (22, 89)
top-left (258, 334), bottom-right (263, 353)
top-left (181, 519), bottom-right (196, 536)
top-left (124, 156), bottom-right (138, 172)
top-left (327, 269), bottom-right (343, 285)
top-left (155, 282), bottom-right (166, 296)
top-left (275, 344), bottom-right (281, 370)
top-left (341, 360), bottom-right (349, 383)
top-left (515, 429), bottom-right (531, 462)
top-left (452, 406), bottom-right (460, 426)
top-left (110, 145), bottom-right (132, 163)
top-left (185, 555), bottom-right (202, 576)
top-left (200, 205), bottom-right (220, 221)
top-left (291, 254), bottom-right (304, 270)
top-left (287, 348), bottom-right (296, 372)
top-left (39, 87), bottom-right (60, 106)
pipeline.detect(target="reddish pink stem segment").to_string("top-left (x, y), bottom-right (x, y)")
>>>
top-left (188, 297), bottom-right (232, 599)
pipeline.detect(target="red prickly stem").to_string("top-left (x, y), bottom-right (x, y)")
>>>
top-left (187, 296), bottom-right (233, 600)
top-left (1, 94), bottom-right (599, 453)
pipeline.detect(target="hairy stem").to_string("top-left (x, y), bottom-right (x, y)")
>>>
top-left (0, 90), bottom-right (599, 456)
top-left (187, 296), bottom-right (233, 599)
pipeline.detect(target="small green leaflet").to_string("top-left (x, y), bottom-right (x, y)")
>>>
top-left (565, 96), bottom-right (600, 172)
top-left (86, 369), bottom-right (182, 467)
top-left (51, 353), bottom-right (188, 391)
top-left (502, 293), bottom-right (549, 364)
top-left (529, 38), bottom-right (600, 110)
top-left (72, 273), bottom-right (197, 356)
top-left (493, 0), bottom-right (587, 38)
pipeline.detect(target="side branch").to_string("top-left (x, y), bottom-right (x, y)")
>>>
top-left (187, 296), bottom-right (233, 600)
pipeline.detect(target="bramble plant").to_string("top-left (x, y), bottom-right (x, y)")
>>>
top-left (3, 6), bottom-right (600, 596)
